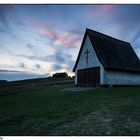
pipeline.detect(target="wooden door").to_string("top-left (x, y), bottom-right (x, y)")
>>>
top-left (77, 67), bottom-right (100, 87)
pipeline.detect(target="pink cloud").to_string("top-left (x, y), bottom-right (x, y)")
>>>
top-left (39, 28), bottom-right (58, 40)
top-left (39, 27), bottom-right (82, 48)
top-left (100, 5), bottom-right (114, 10)
top-left (87, 5), bottom-right (114, 19)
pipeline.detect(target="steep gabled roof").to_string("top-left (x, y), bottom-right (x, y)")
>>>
top-left (73, 28), bottom-right (140, 72)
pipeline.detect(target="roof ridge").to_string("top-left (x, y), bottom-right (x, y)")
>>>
top-left (86, 28), bottom-right (130, 44)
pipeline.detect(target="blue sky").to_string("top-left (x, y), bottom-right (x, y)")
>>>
top-left (0, 4), bottom-right (140, 81)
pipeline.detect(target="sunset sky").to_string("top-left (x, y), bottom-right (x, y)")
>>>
top-left (0, 4), bottom-right (140, 81)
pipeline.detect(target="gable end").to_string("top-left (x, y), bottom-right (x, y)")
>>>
top-left (73, 29), bottom-right (104, 72)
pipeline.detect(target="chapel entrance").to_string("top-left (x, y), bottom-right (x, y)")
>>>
top-left (77, 67), bottom-right (100, 87)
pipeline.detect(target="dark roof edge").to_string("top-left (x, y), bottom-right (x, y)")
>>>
top-left (86, 28), bottom-right (130, 45)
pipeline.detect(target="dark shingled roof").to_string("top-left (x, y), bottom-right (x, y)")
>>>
top-left (73, 28), bottom-right (140, 72)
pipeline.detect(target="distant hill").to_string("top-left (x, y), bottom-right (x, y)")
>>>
top-left (11, 76), bottom-right (74, 84)
top-left (0, 80), bottom-right (8, 83)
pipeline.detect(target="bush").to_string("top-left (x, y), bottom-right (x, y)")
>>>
top-left (52, 72), bottom-right (69, 78)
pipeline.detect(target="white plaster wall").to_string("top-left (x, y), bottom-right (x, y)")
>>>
top-left (104, 70), bottom-right (140, 85)
top-left (75, 35), bottom-right (104, 85)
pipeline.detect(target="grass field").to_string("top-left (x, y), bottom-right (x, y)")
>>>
top-left (0, 80), bottom-right (140, 136)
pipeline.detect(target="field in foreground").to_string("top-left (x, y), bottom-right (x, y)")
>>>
top-left (0, 81), bottom-right (140, 135)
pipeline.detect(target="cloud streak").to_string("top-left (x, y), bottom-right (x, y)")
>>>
top-left (0, 69), bottom-right (20, 73)
top-left (0, 69), bottom-right (49, 81)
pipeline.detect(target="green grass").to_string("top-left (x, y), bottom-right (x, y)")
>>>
top-left (0, 82), bottom-right (140, 135)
